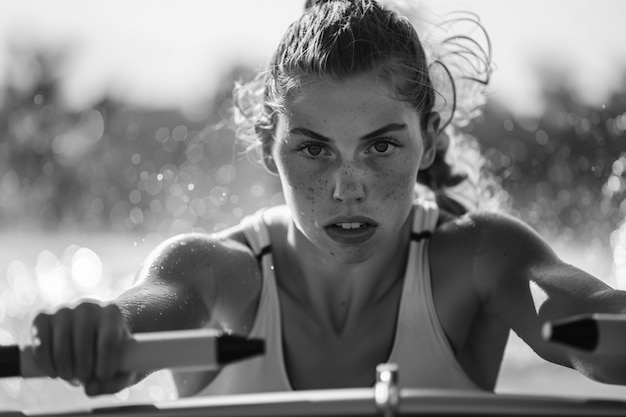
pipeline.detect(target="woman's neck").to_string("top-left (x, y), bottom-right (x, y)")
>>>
top-left (274, 208), bottom-right (413, 336)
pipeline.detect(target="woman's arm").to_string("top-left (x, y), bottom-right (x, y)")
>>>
top-left (468, 211), bottom-right (626, 385)
top-left (113, 234), bottom-right (219, 333)
top-left (31, 231), bottom-right (261, 396)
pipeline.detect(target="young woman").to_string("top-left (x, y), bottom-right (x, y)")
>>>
top-left (30, 0), bottom-right (626, 397)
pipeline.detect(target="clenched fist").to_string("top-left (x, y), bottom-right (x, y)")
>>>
top-left (31, 301), bottom-right (136, 396)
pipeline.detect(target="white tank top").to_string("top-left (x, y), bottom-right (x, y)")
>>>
top-left (196, 200), bottom-right (480, 395)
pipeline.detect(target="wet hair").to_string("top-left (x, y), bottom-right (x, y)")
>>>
top-left (233, 0), bottom-right (497, 215)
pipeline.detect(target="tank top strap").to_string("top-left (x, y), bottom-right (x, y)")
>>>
top-left (411, 199), bottom-right (440, 238)
top-left (240, 209), bottom-right (272, 259)
top-left (388, 198), bottom-right (480, 390)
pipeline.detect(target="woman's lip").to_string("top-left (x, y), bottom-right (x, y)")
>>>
top-left (324, 224), bottom-right (376, 244)
top-left (324, 216), bottom-right (378, 227)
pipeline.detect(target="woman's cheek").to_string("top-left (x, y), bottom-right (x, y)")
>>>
top-left (372, 172), bottom-right (411, 203)
top-left (281, 158), bottom-right (327, 201)
top-left (300, 175), bottom-right (329, 207)
top-left (369, 157), bottom-right (418, 201)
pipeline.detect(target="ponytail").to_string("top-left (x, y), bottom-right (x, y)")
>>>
top-left (388, 2), bottom-right (497, 214)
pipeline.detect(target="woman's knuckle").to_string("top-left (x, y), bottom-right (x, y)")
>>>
top-left (102, 304), bottom-right (122, 320)
top-left (32, 312), bottom-right (50, 326)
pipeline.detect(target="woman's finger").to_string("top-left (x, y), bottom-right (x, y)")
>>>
top-left (31, 313), bottom-right (58, 378)
top-left (95, 305), bottom-right (127, 380)
top-left (72, 303), bottom-right (97, 382)
top-left (52, 307), bottom-right (75, 381)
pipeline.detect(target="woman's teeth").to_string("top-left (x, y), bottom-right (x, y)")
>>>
top-left (335, 223), bottom-right (366, 229)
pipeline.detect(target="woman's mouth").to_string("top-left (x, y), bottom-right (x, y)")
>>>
top-left (325, 222), bottom-right (376, 244)
top-left (335, 222), bottom-right (368, 229)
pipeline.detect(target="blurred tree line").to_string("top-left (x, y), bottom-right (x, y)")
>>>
top-left (472, 72), bottom-right (626, 246)
top-left (1, 44), bottom-right (626, 244)
top-left (0, 45), bottom-right (282, 235)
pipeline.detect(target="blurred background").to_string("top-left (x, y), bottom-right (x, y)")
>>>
top-left (1, 0), bottom-right (626, 412)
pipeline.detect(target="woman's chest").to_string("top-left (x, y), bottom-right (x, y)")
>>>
top-left (277, 285), bottom-right (402, 390)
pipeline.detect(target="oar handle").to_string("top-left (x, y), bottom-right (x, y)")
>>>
top-left (0, 329), bottom-right (264, 378)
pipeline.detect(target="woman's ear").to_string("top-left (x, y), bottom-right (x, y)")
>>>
top-left (261, 138), bottom-right (279, 175)
top-left (420, 112), bottom-right (441, 170)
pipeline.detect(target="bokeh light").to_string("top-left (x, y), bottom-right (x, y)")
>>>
top-left (70, 247), bottom-right (103, 290)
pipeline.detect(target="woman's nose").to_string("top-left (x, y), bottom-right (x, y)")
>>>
top-left (332, 162), bottom-right (366, 203)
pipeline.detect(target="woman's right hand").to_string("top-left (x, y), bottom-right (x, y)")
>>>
top-left (31, 301), bottom-right (136, 396)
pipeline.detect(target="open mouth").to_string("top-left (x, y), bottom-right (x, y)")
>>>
top-left (333, 222), bottom-right (369, 230)
top-left (325, 222), bottom-right (376, 244)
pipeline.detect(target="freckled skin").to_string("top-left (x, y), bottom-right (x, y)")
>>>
top-left (269, 73), bottom-right (430, 264)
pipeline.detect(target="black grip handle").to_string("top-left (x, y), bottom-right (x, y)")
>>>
top-left (0, 345), bottom-right (21, 377)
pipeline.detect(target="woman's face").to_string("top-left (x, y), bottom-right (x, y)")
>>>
top-left (267, 72), bottom-right (434, 263)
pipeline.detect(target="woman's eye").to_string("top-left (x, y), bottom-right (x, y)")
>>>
top-left (369, 140), bottom-right (399, 155)
top-left (306, 144), bottom-right (323, 156)
top-left (374, 142), bottom-right (390, 153)
top-left (296, 142), bottom-right (329, 157)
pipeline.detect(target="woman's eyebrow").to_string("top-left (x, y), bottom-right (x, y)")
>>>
top-left (288, 123), bottom-right (408, 142)
top-left (289, 127), bottom-right (331, 142)
top-left (361, 123), bottom-right (407, 140)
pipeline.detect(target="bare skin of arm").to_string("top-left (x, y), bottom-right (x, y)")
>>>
top-left (31, 230), bottom-right (262, 397)
top-left (464, 211), bottom-right (626, 384)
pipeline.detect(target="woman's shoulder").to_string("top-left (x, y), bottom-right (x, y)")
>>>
top-left (433, 209), bottom-right (552, 263)
top-left (149, 205), bottom-right (291, 279)
top-left (144, 228), bottom-right (257, 276)
top-left (435, 209), bottom-right (540, 241)
top-left (148, 205), bottom-right (292, 263)
top-left (138, 219), bottom-right (267, 311)
top-left (432, 209), bottom-right (557, 296)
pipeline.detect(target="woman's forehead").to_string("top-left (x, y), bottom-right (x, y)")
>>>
top-left (282, 74), bottom-right (419, 130)
top-left (288, 72), bottom-right (398, 104)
